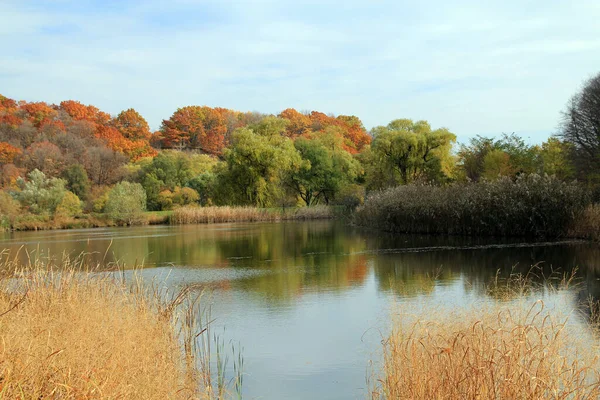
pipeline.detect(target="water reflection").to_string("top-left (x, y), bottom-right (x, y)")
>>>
top-left (2, 222), bottom-right (600, 304)
top-left (2, 222), bottom-right (600, 399)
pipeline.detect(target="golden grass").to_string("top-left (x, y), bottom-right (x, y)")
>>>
top-left (0, 255), bottom-right (238, 399)
top-left (373, 279), bottom-right (600, 399)
top-left (570, 204), bottom-right (600, 241)
top-left (170, 205), bottom-right (333, 225)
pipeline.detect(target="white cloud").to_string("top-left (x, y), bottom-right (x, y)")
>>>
top-left (1, 0), bottom-right (599, 143)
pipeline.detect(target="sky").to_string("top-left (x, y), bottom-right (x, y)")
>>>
top-left (1, 0), bottom-right (600, 144)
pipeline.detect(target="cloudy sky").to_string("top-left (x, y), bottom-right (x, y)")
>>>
top-left (1, 0), bottom-right (599, 143)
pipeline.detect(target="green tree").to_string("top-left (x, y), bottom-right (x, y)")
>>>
top-left (368, 119), bottom-right (456, 188)
top-left (538, 138), bottom-right (575, 180)
top-left (140, 151), bottom-right (195, 210)
top-left (287, 132), bottom-right (360, 205)
top-left (217, 126), bottom-right (301, 206)
top-left (104, 182), bottom-right (147, 225)
top-left (14, 169), bottom-right (67, 215)
top-left (481, 149), bottom-right (514, 180)
top-left (55, 191), bottom-right (83, 217)
top-left (61, 164), bottom-right (90, 201)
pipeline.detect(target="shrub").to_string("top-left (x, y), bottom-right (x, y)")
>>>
top-left (104, 182), bottom-right (147, 225)
top-left (55, 190), bottom-right (83, 217)
top-left (13, 169), bottom-right (67, 215)
top-left (355, 174), bottom-right (590, 238)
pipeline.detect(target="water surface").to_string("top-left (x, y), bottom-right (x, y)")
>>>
top-left (1, 221), bottom-right (600, 399)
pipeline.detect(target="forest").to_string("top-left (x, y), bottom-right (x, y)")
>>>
top-left (0, 73), bottom-right (599, 231)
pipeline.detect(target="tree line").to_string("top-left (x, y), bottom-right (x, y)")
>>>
top-left (1, 71), bottom-right (599, 225)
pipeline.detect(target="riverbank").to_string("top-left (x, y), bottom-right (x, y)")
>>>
top-left (0, 205), bottom-right (336, 232)
top-left (0, 258), bottom-right (241, 399)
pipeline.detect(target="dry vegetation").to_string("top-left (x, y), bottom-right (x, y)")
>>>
top-left (170, 205), bottom-right (333, 225)
top-left (355, 175), bottom-right (590, 238)
top-left (570, 204), bottom-right (600, 241)
top-left (0, 254), bottom-right (240, 399)
top-left (373, 273), bottom-right (600, 399)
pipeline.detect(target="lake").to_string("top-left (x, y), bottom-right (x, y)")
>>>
top-left (1, 221), bottom-right (600, 399)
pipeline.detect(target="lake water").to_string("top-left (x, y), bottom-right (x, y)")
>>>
top-left (1, 221), bottom-right (600, 399)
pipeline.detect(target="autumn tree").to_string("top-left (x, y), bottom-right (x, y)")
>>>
top-left (113, 108), bottom-right (152, 140)
top-left (22, 141), bottom-right (66, 176)
top-left (83, 146), bottom-right (127, 185)
top-left (278, 108), bottom-right (312, 138)
top-left (0, 142), bottom-right (21, 164)
top-left (160, 106), bottom-right (227, 154)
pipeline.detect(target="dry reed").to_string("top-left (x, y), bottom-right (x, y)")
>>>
top-left (373, 273), bottom-right (600, 399)
top-left (0, 253), bottom-right (240, 399)
top-left (170, 205), bottom-right (333, 225)
top-left (570, 204), bottom-right (600, 241)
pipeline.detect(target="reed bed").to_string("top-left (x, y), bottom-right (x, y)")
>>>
top-left (170, 205), bottom-right (334, 225)
top-left (570, 204), bottom-right (600, 241)
top-left (356, 174), bottom-right (590, 238)
top-left (0, 254), bottom-right (241, 399)
top-left (373, 273), bottom-right (600, 400)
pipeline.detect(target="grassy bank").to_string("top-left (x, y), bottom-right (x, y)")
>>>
top-left (1, 211), bottom-right (173, 232)
top-left (0, 256), bottom-right (240, 399)
top-left (373, 275), bottom-right (600, 399)
top-left (1, 206), bottom-right (336, 232)
top-left (355, 174), bottom-right (591, 238)
top-left (169, 205), bottom-right (334, 224)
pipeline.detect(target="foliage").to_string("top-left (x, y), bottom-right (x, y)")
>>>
top-left (367, 119), bottom-right (456, 188)
top-left (286, 133), bottom-right (361, 205)
top-left (217, 125), bottom-right (301, 207)
top-left (355, 174), bottom-right (590, 238)
top-left (0, 142), bottom-right (21, 164)
top-left (160, 106), bottom-right (227, 154)
top-left (61, 164), bottom-right (90, 201)
top-left (55, 190), bottom-right (83, 217)
top-left (14, 169), bottom-right (67, 215)
top-left (104, 182), bottom-right (147, 225)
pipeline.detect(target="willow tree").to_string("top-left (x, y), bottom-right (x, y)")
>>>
top-left (366, 119), bottom-right (456, 189)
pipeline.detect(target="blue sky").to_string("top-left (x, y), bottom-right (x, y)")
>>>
top-left (1, 0), bottom-right (599, 144)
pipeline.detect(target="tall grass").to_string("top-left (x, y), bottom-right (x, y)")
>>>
top-left (570, 204), bottom-right (600, 241)
top-left (356, 174), bottom-right (590, 238)
top-left (373, 272), bottom-right (600, 399)
top-left (170, 205), bottom-right (334, 225)
top-left (0, 253), bottom-right (242, 399)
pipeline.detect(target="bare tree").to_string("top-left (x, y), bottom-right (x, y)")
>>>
top-left (560, 73), bottom-right (600, 178)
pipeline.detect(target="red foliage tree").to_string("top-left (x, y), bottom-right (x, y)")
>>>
top-left (278, 108), bottom-right (311, 138)
top-left (19, 101), bottom-right (57, 128)
top-left (160, 106), bottom-right (227, 155)
top-left (112, 108), bottom-right (152, 140)
top-left (0, 142), bottom-right (22, 164)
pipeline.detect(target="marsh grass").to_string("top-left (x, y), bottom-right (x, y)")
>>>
top-left (372, 268), bottom-right (600, 399)
top-left (170, 205), bottom-right (334, 224)
top-left (0, 251), bottom-right (242, 399)
top-left (570, 204), bottom-right (600, 241)
top-left (356, 174), bottom-right (590, 238)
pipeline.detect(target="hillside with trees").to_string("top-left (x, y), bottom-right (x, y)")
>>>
top-left (1, 72), bottom-right (598, 230)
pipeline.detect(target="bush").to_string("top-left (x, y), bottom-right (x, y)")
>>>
top-left (14, 169), bottom-right (67, 215)
top-left (104, 182), bottom-right (147, 225)
top-left (355, 174), bottom-right (590, 238)
top-left (55, 191), bottom-right (83, 217)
